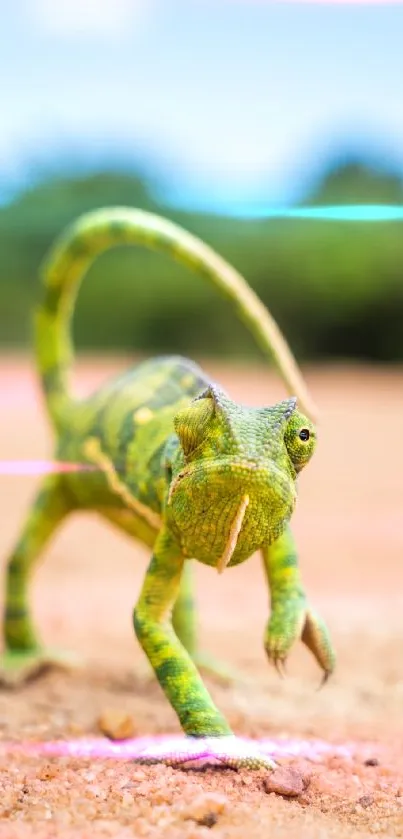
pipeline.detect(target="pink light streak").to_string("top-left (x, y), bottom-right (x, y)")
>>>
top-left (0, 734), bottom-right (366, 762)
top-left (0, 460), bottom-right (97, 477)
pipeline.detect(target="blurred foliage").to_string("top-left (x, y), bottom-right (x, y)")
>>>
top-left (1, 160), bottom-right (403, 361)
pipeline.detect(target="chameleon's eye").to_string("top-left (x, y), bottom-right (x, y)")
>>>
top-left (284, 412), bottom-right (316, 473)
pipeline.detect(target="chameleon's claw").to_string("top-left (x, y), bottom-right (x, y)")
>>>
top-left (317, 669), bottom-right (332, 690)
top-left (265, 605), bottom-right (335, 683)
top-left (133, 734), bottom-right (277, 771)
top-left (273, 657), bottom-right (287, 679)
top-left (301, 609), bottom-right (336, 682)
top-left (265, 633), bottom-right (291, 678)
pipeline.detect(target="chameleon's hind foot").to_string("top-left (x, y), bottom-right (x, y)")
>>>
top-left (134, 734), bottom-right (277, 770)
top-left (0, 647), bottom-right (82, 687)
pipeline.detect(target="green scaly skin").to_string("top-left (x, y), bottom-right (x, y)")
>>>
top-left (1, 208), bottom-right (335, 770)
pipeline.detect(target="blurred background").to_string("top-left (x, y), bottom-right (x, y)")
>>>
top-left (1, 2), bottom-right (403, 779)
top-left (1, 0), bottom-right (403, 363)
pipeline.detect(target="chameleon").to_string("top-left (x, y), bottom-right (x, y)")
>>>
top-left (1, 207), bottom-right (335, 770)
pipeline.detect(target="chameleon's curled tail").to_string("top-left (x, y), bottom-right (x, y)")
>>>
top-left (35, 207), bottom-right (317, 432)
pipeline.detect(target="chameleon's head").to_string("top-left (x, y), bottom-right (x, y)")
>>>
top-left (167, 385), bottom-right (316, 570)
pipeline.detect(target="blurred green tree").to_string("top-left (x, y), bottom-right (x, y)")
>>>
top-left (1, 159), bottom-right (403, 361)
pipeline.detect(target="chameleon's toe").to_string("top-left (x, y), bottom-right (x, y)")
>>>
top-left (265, 630), bottom-right (300, 676)
top-left (133, 735), bottom-right (277, 770)
top-left (0, 647), bottom-right (83, 687)
top-left (265, 604), bottom-right (335, 683)
top-left (301, 609), bottom-right (336, 684)
top-left (272, 656), bottom-right (287, 678)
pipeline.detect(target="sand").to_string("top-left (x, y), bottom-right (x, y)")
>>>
top-left (0, 356), bottom-right (402, 838)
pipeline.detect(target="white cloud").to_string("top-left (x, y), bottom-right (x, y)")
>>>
top-left (30, 0), bottom-right (151, 38)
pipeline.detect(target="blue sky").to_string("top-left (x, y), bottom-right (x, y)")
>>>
top-left (2, 0), bottom-right (403, 210)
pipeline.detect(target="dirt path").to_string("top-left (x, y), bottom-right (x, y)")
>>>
top-left (0, 356), bottom-right (402, 838)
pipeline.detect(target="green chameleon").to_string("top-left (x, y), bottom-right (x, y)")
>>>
top-left (1, 207), bottom-right (335, 770)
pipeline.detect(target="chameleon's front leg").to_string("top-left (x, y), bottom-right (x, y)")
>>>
top-left (133, 528), bottom-right (276, 769)
top-left (262, 526), bottom-right (336, 681)
top-left (172, 560), bottom-right (245, 685)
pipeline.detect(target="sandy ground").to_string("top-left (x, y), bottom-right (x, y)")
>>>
top-left (0, 354), bottom-right (402, 838)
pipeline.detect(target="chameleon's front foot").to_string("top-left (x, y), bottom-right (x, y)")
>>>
top-left (134, 735), bottom-right (277, 770)
top-left (265, 602), bottom-right (336, 683)
top-left (0, 646), bottom-right (82, 687)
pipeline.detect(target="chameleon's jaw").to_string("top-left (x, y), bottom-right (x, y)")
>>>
top-left (168, 458), bottom-right (296, 568)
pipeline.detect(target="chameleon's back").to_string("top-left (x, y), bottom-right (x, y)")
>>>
top-left (57, 355), bottom-right (210, 516)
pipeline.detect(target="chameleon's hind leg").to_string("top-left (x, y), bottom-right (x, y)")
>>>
top-left (0, 475), bottom-right (79, 685)
top-left (172, 560), bottom-right (246, 686)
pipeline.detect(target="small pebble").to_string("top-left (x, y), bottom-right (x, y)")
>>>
top-left (38, 764), bottom-right (58, 781)
top-left (364, 757), bottom-right (380, 767)
top-left (263, 766), bottom-right (306, 797)
top-left (97, 709), bottom-right (136, 740)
